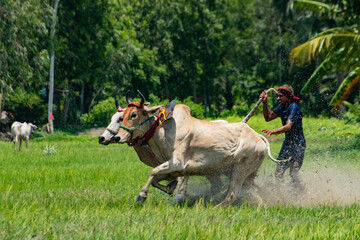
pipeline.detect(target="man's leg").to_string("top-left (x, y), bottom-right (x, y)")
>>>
top-left (289, 156), bottom-right (305, 191)
top-left (275, 163), bottom-right (286, 182)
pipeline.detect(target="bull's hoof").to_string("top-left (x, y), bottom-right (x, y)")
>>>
top-left (166, 180), bottom-right (178, 195)
top-left (173, 194), bottom-right (186, 205)
top-left (136, 195), bottom-right (147, 204)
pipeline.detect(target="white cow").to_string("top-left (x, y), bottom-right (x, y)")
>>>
top-left (115, 96), bottom-right (288, 206)
top-left (11, 121), bottom-right (37, 151)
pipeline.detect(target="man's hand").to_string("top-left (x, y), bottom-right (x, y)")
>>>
top-left (259, 90), bottom-right (268, 103)
top-left (261, 129), bottom-right (273, 136)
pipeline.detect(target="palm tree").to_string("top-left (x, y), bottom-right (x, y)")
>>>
top-left (289, 0), bottom-right (360, 111)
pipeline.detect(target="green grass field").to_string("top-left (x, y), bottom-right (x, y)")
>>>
top-left (1, 116), bottom-right (360, 239)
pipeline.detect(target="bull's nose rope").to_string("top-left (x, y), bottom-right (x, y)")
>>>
top-left (106, 128), bottom-right (118, 135)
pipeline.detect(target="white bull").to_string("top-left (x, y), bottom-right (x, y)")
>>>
top-left (115, 100), bottom-right (285, 206)
top-left (11, 121), bottom-right (37, 151)
top-left (98, 100), bottom-right (178, 195)
top-left (99, 99), bottom-right (229, 196)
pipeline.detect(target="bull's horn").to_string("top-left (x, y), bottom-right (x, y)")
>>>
top-left (125, 90), bottom-right (132, 104)
top-left (137, 89), bottom-right (145, 106)
top-left (115, 99), bottom-right (120, 110)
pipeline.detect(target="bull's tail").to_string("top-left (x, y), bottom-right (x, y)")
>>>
top-left (258, 134), bottom-right (291, 163)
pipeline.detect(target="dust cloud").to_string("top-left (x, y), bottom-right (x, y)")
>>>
top-left (256, 166), bottom-right (360, 207)
top-left (185, 164), bottom-right (360, 207)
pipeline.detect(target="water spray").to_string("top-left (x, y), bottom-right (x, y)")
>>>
top-left (241, 88), bottom-right (278, 123)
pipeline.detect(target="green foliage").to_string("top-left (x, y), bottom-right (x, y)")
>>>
top-left (82, 97), bottom-right (119, 127)
top-left (147, 93), bottom-right (169, 106)
top-left (0, 0), bottom-right (51, 115)
top-left (180, 97), bottom-right (206, 119)
top-left (343, 101), bottom-right (360, 124)
top-left (2, 0), bottom-right (360, 129)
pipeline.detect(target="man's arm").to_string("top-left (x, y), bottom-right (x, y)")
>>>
top-left (261, 120), bottom-right (294, 136)
top-left (260, 90), bottom-right (278, 122)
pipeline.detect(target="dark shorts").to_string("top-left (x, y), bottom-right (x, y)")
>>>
top-left (277, 142), bottom-right (306, 169)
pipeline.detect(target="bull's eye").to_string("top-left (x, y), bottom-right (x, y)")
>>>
top-left (118, 117), bottom-right (123, 122)
top-left (131, 112), bottom-right (137, 119)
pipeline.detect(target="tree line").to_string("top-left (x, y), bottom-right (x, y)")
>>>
top-left (0, 0), bottom-right (359, 129)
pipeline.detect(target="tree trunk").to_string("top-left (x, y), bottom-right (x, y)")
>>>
top-left (80, 81), bottom-right (85, 114)
top-left (86, 85), bottom-right (103, 123)
top-left (202, 80), bottom-right (207, 118)
top-left (0, 86), bottom-right (3, 114)
top-left (62, 89), bottom-right (70, 127)
top-left (0, 55), bottom-right (3, 113)
top-left (48, 0), bottom-right (60, 133)
top-left (224, 78), bottom-right (233, 110)
top-left (192, 78), bottom-right (197, 103)
top-left (164, 78), bottom-right (169, 99)
top-left (277, 25), bottom-right (282, 84)
top-left (336, 71), bottom-right (346, 119)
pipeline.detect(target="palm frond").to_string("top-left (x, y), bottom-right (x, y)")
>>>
top-left (312, 28), bottom-right (356, 38)
top-left (290, 30), bottom-right (360, 66)
top-left (343, 101), bottom-right (360, 113)
top-left (330, 67), bottom-right (360, 109)
top-left (294, 0), bottom-right (331, 12)
top-left (301, 58), bottom-right (331, 94)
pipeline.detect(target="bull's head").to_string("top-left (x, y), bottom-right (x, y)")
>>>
top-left (99, 98), bottom-right (150, 145)
top-left (114, 90), bottom-right (175, 144)
top-left (0, 111), bottom-right (14, 124)
top-left (29, 123), bottom-right (37, 131)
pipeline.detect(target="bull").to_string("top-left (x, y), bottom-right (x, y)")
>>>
top-left (11, 121), bottom-right (37, 151)
top-left (98, 98), bottom-right (178, 195)
top-left (115, 91), bottom-right (286, 206)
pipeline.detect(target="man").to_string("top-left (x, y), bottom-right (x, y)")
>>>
top-left (260, 85), bottom-right (306, 189)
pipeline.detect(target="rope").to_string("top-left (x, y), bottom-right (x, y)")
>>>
top-left (120, 114), bottom-right (155, 140)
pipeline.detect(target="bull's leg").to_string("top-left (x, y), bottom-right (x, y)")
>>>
top-left (242, 171), bottom-right (263, 205)
top-left (25, 137), bottom-right (29, 149)
top-left (13, 137), bottom-right (17, 150)
top-left (19, 139), bottom-right (22, 151)
top-left (206, 175), bottom-right (224, 195)
top-left (151, 174), bottom-right (178, 195)
top-left (136, 160), bottom-right (183, 203)
top-left (173, 176), bottom-right (189, 205)
top-left (216, 163), bottom-right (248, 207)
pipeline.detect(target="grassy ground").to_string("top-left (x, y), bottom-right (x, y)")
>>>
top-left (1, 116), bottom-right (359, 239)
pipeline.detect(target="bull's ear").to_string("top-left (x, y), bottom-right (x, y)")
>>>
top-left (165, 100), bottom-right (176, 119)
top-left (144, 102), bottom-right (150, 107)
top-left (145, 105), bottom-right (162, 115)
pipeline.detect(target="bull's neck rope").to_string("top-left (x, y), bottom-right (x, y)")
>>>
top-left (120, 114), bottom-right (156, 142)
top-left (120, 106), bottom-right (170, 146)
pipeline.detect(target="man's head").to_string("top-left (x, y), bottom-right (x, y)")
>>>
top-left (277, 85), bottom-right (299, 104)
